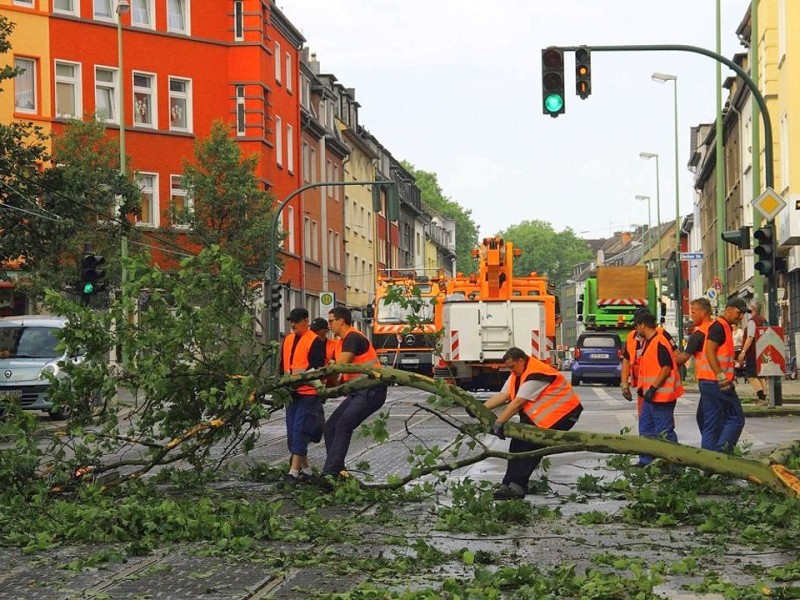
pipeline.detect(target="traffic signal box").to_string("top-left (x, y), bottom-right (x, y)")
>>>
top-left (541, 47), bottom-right (565, 117)
top-left (754, 227), bottom-right (775, 276)
top-left (575, 46), bottom-right (591, 99)
top-left (720, 226), bottom-right (751, 250)
top-left (80, 252), bottom-right (107, 304)
top-left (269, 283), bottom-right (283, 313)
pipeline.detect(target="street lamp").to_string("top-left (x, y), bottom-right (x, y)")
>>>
top-left (117, 0), bottom-right (130, 366)
top-left (640, 151), bottom-right (663, 301)
top-left (652, 71), bottom-right (683, 342)
top-left (635, 194), bottom-right (652, 274)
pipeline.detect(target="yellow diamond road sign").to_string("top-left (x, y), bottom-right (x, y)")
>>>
top-left (754, 187), bottom-right (787, 221)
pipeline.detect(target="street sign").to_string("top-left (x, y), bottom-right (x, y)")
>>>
top-left (706, 287), bottom-right (718, 307)
top-left (713, 277), bottom-right (722, 291)
top-left (756, 325), bottom-right (785, 377)
top-left (754, 187), bottom-right (787, 222)
top-left (320, 291), bottom-right (335, 315)
top-left (680, 252), bottom-right (704, 260)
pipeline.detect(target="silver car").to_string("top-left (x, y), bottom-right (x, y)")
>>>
top-left (0, 315), bottom-right (73, 419)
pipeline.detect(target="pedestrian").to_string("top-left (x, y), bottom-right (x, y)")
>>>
top-left (279, 308), bottom-right (326, 487)
top-left (738, 300), bottom-right (768, 406)
top-left (631, 310), bottom-right (683, 466)
top-left (686, 297), bottom-right (747, 453)
top-left (321, 306), bottom-right (387, 484)
top-left (731, 323), bottom-right (745, 383)
top-left (483, 346), bottom-right (583, 500)
top-left (675, 298), bottom-right (715, 447)
top-left (310, 317), bottom-right (339, 388)
top-left (621, 308), bottom-right (678, 415)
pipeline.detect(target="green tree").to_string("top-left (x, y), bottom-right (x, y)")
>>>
top-left (401, 161), bottom-right (478, 274)
top-left (498, 220), bottom-right (591, 286)
top-left (175, 121), bottom-right (276, 272)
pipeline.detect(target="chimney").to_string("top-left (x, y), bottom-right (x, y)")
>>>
top-left (620, 232), bottom-right (632, 245)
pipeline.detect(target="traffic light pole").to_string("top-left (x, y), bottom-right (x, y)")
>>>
top-left (559, 43), bottom-right (781, 405)
top-left (268, 180), bottom-right (397, 347)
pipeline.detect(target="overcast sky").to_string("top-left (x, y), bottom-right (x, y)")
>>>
top-left (278, 1), bottom-right (751, 240)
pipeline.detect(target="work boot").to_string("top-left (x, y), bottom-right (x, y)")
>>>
top-left (492, 482), bottom-right (526, 501)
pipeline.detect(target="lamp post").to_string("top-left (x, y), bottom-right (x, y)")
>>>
top-left (635, 194), bottom-right (652, 273)
top-left (117, 0), bottom-right (130, 366)
top-left (639, 152), bottom-right (663, 302)
top-left (652, 71), bottom-right (683, 343)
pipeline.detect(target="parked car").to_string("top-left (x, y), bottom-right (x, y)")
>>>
top-left (570, 333), bottom-right (622, 386)
top-left (0, 315), bottom-right (75, 419)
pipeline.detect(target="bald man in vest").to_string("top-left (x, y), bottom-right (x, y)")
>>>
top-left (483, 346), bottom-right (583, 500)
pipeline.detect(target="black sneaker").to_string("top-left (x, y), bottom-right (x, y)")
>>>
top-left (276, 473), bottom-right (300, 490)
top-left (492, 482), bottom-right (526, 501)
top-left (304, 473), bottom-right (335, 492)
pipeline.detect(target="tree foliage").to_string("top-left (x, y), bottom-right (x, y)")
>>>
top-left (176, 121), bottom-right (276, 273)
top-left (401, 161), bottom-right (479, 274)
top-left (498, 219), bottom-right (592, 286)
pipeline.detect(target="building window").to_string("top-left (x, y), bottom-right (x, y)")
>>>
top-left (168, 77), bottom-right (191, 132)
top-left (311, 220), bottom-right (318, 261)
top-left (235, 85), bottom-right (246, 136)
top-left (328, 230), bottom-right (334, 269)
top-left (274, 41), bottom-right (281, 83)
top-left (286, 206), bottom-right (295, 253)
top-left (368, 211), bottom-right (373, 239)
top-left (275, 116), bottom-right (283, 166)
top-left (286, 124), bottom-right (294, 173)
top-left (333, 164), bottom-right (340, 201)
top-left (233, 0), bottom-right (243, 41)
top-left (285, 52), bottom-right (292, 93)
top-left (132, 0), bottom-right (153, 28)
top-left (304, 217), bottom-right (311, 260)
top-left (136, 173), bottom-right (159, 227)
top-left (302, 141), bottom-right (310, 183)
top-left (170, 175), bottom-right (191, 228)
top-left (93, 0), bottom-right (113, 20)
top-left (55, 61), bottom-right (81, 118)
top-left (334, 233), bottom-right (341, 270)
top-left (309, 147), bottom-right (316, 182)
top-left (360, 206), bottom-right (365, 237)
top-left (133, 72), bottom-right (156, 128)
top-left (54, 0), bottom-right (79, 16)
top-left (13, 0), bottom-right (34, 6)
top-left (94, 66), bottom-right (118, 123)
top-left (167, 0), bottom-right (189, 34)
top-left (14, 57), bottom-right (37, 114)
top-left (300, 74), bottom-right (311, 109)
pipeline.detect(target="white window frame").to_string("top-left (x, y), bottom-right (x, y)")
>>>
top-left (309, 147), bottom-right (316, 182)
top-left (14, 57), bottom-right (37, 114)
top-left (285, 206), bottom-right (295, 253)
top-left (94, 65), bottom-right (119, 123)
top-left (332, 164), bottom-right (339, 201)
top-left (132, 71), bottom-right (157, 128)
top-left (301, 74), bottom-right (311, 109)
top-left (302, 141), bottom-right (310, 183)
top-left (235, 85), bottom-right (246, 136)
top-left (13, 0), bottom-right (34, 6)
top-left (54, 0), bottom-right (79, 16)
top-left (55, 60), bottom-right (82, 118)
top-left (233, 0), bottom-right (244, 41)
top-left (286, 123), bottom-right (294, 173)
top-left (285, 52), bottom-right (292, 93)
top-left (334, 232), bottom-right (341, 270)
top-left (136, 172), bottom-right (159, 228)
top-left (167, 0), bottom-right (190, 34)
top-left (304, 216), bottom-right (311, 259)
top-left (311, 220), bottom-right (319, 261)
top-left (328, 230), bottom-right (334, 269)
top-left (93, 0), bottom-right (114, 21)
top-left (131, 0), bottom-right (154, 29)
top-left (170, 174), bottom-right (191, 229)
top-left (274, 41), bottom-right (281, 83)
top-left (168, 76), bottom-right (192, 133)
top-left (275, 116), bottom-right (283, 166)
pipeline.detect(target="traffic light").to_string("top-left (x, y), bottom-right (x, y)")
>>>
top-left (753, 227), bottom-right (774, 276)
top-left (80, 252), bottom-right (106, 303)
top-left (269, 283), bottom-right (282, 313)
top-left (541, 47), bottom-right (565, 117)
top-left (575, 46), bottom-right (591, 99)
top-left (721, 225), bottom-right (751, 250)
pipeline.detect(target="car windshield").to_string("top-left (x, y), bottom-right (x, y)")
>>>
top-left (377, 298), bottom-right (436, 324)
top-left (0, 326), bottom-right (61, 359)
top-left (580, 337), bottom-right (617, 349)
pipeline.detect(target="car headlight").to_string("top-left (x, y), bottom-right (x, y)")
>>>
top-left (40, 363), bottom-right (61, 379)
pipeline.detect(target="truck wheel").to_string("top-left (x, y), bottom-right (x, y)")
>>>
top-left (571, 375), bottom-right (580, 387)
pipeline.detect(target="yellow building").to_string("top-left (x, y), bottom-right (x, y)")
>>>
top-left (423, 237), bottom-right (437, 273)
top-left (0, 0), bottom-right (52, 141)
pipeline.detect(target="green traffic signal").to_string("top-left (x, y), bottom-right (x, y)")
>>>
top-left (83, 282), bottom-right (95, 295)
top-left (544, 93), bottom-right (564, 113)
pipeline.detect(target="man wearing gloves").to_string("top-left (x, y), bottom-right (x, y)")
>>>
top-left (483, 347), bottom-right (583, 500)
top-left (632, 310), bottom-right (683, 467)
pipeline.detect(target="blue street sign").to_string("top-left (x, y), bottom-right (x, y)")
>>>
top-left (680, 252), bottom-right (704, 261)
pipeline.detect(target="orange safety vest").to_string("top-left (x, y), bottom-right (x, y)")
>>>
top-left (325, 339), bottom-right (337, 363)
top-left (335, 328), bottom-right (381, 381)
top-left (696, 318), bottom-right (734, 382)
top-left (625, 329), bottom-right (640, 386)
top-left (511, 357), bottom-right (582, 429)
top-left (282, 330), bottom-right (319, 396)
top-left (637, 331), bottom-right (684, 402)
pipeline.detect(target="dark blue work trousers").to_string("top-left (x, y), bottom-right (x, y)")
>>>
top-left (638, 400), bottom-right (678, 465)
top-left (322, 384), bottom-right (388, 476)
top-left (698, 380), bottom-right (744, 453)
